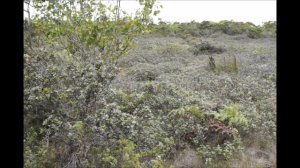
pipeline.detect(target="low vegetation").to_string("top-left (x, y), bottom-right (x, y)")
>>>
top-left (24, 0), bottom-right (276, 167)
top-left (152, 20), bottom-right (276, 39)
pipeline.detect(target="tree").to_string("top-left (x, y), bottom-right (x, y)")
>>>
top-left (27, 0), bottom-right (160, 64)
top-left (24, 0), bottom-right (33, 50)
top-left (24, 1), bottom-right (161, 167)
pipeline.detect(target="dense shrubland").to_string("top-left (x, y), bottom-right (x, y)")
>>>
top-left (152, 20), bottom-right (276, 39)
top-left (112, 29), bottom-right (276, 167)
top-left (24, 0), bottom-right (276, 167)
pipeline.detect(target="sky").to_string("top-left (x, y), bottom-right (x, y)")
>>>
top-left (119, 0), bottom-right (276, 25)
top-left (25, 0), bottom-right (276, 26)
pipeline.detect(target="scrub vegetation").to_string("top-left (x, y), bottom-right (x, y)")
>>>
top-left (24, 0), bottom-right (276, 167)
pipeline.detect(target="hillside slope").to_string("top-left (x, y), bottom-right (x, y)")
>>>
top-left (111, 33), bottom-right (276, 167)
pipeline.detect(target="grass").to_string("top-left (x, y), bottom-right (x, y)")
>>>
top-left (215, 55), bottom-right (239, 74)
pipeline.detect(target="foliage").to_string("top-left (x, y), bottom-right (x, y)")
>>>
top-left (150, 20), bottom-right (276, 39)
top-left (197, 139), bottom-right (243, 166)
top-left (151, 158), bottom-right (164, 168)
top-left (215, 21), bottom-right (249, 35)
top-left (24, 1), bottom-right (276, 166)
top-left (262, 21), bottom-right (276, 38)
top-left (152, 22), bottom-right (180, 37)
top-left (116, 139), bottom-right (141, 168)
top-left (247, 27), bottom-right (264, 39)
top-left (28, 0), bottom-right (160, 63)
top-left (157, 43), bottom-right (184, 56)
top-left (128, 63), bottom-right (158, 81)
top-left (192, 41), bottom-right (226, 55)
top-left (215, 104), bottom-right (249, 130)
top-left (24, 0), bottom-right (164, 167)
top-left (246, 98), bottom-right (276, 139)
top-left (215, 56), bottom-right (239, 74)
top-left (111, 33), bottom-right (276, 167)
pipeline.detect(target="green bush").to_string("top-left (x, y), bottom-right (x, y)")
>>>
top-left (247, 27), bottom-right (264, 39)
top-left (215, 104), bottom-right (249, 130)
top-left (214, 21), bottom-right (255, 36)
top-left (262, 21), bottom-right (276, 38)
top-left (150, 20), bottom-right (269, 39)
top-left (116, 139), bottom-right (141, 168)
top-left (197, 139), bottom-right (242, 166)
top-left (192, 41), bottom-right (226, 55)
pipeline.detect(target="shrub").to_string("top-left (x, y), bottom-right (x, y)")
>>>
top-left (167, 105), bottom-right (206, 146)
top-left (198, 21), bottom-right (215, 36)
top-left (209, 56), bottom-right (216, 72)
top-left (215, 104), bottom-right (249, 131)
top-left (151, 158), bottom-right (164, 168)
top-left (215, 55), bottom-right (239, 74)
top-left (262, 21), bottom-right (276, 38)
top-left (246, 98), bottom-right (276, 139)
top-left (24, 10), bottom-right (276, 166)
top-left (197, 139), bottom-right (242, 166)
top-left (128, 63), bottom-right (158, 81)
top-left (116, 139), bottom-right (141, 168)
top-left (192, 41), bottom-right (226, 55)
top-left (150, 20), bottom-right (268, 39)
top-left (247, 27), bottom-right (264, 39)
top-left (157, 43), bottom-right (183, 56)
top-left (214, 21), bottom-right (255, 36)
top-left (205, 117), bottom-right (235, 145)
top-left (214, 21), bottom-right (244, 35)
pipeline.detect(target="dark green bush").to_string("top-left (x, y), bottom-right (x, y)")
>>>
top-left (262, 21), bottom-right (276, 38)
top-left (214, 21), bottom-right (251, 35)
top-left (150, 20), bottom-right (270, 39)
top-left (247, 27), bottom-right (264, 39)
top-left (192, 41), bottom-right (226, 55)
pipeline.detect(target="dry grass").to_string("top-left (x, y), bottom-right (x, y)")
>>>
top-left (215, 55), bottom-right (239, 74)
top-left (229, 134), bottom-right (276, 168)
top-left (169, 148), bottom-right (203, 168)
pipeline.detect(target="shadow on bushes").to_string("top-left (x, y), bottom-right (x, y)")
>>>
top-left (192, 41), bottom-right (226, 55)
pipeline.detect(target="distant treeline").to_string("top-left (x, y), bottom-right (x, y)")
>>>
top-left (149, 20), bottom-right (276, 39)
